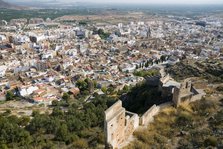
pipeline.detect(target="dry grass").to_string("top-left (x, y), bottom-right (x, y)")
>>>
top-left (125, 98), bottom-right (222, 149)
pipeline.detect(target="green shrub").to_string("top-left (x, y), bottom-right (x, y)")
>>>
top-left (133, 69), bottom-right (159, 77)
top-left (204, 136), bottom-right (217, 147)
top-left (6, 91), bottom-right (14, 101)
top-left (72, 139), bottom-right (88, 148)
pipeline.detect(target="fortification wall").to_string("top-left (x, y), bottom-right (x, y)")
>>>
top-left (105, 101), bottom-right (140, 149)
top-left (160, 74), bottom-right (171, 84)
top-left (105, 100), bottom-right (122, 121)
top-left (140, 105), bottom-right (160, 126)
top-left (104, 100), bottom-right (126, 148)
top-left (124, 114), bottom-right (139, 141)
top-left (126, 111), bottom-right (140, 130)
top-left (190, 90), bottom-right (205, 102)
top-left (104, 78), bottom-right (206, 148)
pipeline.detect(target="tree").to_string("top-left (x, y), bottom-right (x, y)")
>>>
top-left (145, 61), bottom-right (149, 68)
top-left (56, 124), bottom-right (69, 142)
top-left (19, 116), bottom-right (30, 127)
top-left (6, 91), bottom-right (14, 101)
top-left (101, 87), bottom-right (107, 94)
top-left (17, 130), bottom-right (32, 146)
top-left (107, 86), bottom-right (115, 95)
top-left (123, 85), bottom-right (129, 93)
top-left (155, 59), bottom-right (159, 64)
top-left (51, 100), bottom-right (59, 106)
top-left (66, 116), bottom-right (83, 132)
top-left (62, 93), bottom-right (70, 103)
top-left (86, 79), bottom-right (94, 93)
top-left (160, 55), bottom-right (166, 62)
top-left (97, 29), bottom-right (110, 39)
top-left (98, 29), bottom-right (104, 35)
top-left (51, 107), bottom-right (64, 118)
top-left (76, 80), bottom-right (88, 91)
top-left (136, 65), bottom-right (139, 69)
top-left (93, 80), bottom-right (97, 88)
top-left (27, 114), bottom-right (49, 133)
top-left (32, 110), bottom-right (40, 117)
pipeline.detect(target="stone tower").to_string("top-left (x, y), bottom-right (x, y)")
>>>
top-left (172, 80), bottom-right (193, 107)
top-left (104, 100), bottom-right (139, 149)
top-left (104, 101), bottom-right (126, 148)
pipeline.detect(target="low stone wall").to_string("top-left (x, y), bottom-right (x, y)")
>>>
top-left (190, 88), bottom-right (206, 102)
top-left (124, 112), bottom-right (139, 141)
top-left (126, 111), bottom-right (140, 130)
top-left (140, 105), bottom-right (160, 126)
top-left (191, 93), bottom-right (203, 102)
top-left (160, 74), bottom-right (171, 84)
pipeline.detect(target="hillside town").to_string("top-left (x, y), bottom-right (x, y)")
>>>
top-left (0, 15), bottom-right (222, 108)
top-left (0, 1), bottom-right (223, 148)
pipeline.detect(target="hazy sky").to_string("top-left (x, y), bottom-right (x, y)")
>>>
top-left (84, 0), bottom-right (223, 4)
top-left (8, 0), bottom-right (223, 4)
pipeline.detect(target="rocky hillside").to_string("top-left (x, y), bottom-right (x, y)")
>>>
top-left (165, 59), bottom-right (223, 83)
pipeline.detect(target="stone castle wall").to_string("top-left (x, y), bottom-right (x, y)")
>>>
top-left (104, 77), bottom-right (206, 149)
top-left (140, 105), bottom-right (160, 126)
top-left (160, 74), bottom-right (171, 84)
top-left (104, 101), bottom-right (126, 148)
top-left (124, 112), bottom-right (139, 141)
top-left (105, 100), bottom-right (123, 121)
top-left (104, 101), bottom-right (139, 149)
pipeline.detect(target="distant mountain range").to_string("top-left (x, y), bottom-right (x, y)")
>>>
top-left (0, 0), bottom-right (26, 9)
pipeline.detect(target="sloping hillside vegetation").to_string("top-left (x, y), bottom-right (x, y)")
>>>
top-left (0, 94), bottom-right (116, 149)
top-left (166, 59), bottom-right (223, 83)
top-left (125, 97), bottom-right (223, 149)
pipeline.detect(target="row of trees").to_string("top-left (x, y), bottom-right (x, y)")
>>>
top-left (135, 55), bottom-right (169, 69)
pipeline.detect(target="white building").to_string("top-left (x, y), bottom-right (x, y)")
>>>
top-left (120, 63), bottom-right (136, 72)
top-left (19, 86), bottom-right (39, 97)
top-left (66, 49), bottom-right (78, 56)
top-left (0, 35), bottom-right (6, 41)
top-left (42, 51), bottom-right (54, 59)
top-left (0, 66), bottom-right (7, 77)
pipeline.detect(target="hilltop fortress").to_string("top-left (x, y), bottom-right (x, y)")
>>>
top-left (104, 71), bottom-right (206, 149)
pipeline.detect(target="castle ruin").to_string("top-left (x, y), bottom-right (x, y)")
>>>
top-left (104, 101), bottom-right (139, 149)
top-left (104, 74), bottom-right (206, 149)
